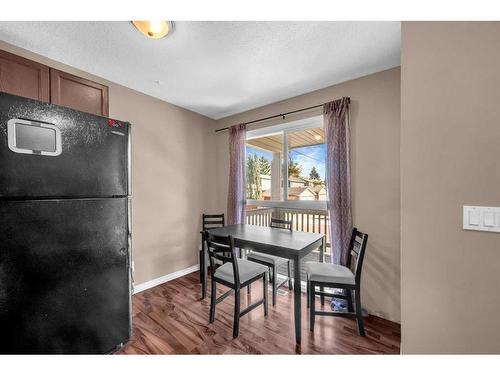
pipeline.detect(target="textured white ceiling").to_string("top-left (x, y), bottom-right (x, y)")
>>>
top-left (0, 21), bottom-right (400, 119)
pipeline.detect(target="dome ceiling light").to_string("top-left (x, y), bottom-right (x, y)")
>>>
top-left (132, 21), bottom-right (173, 39)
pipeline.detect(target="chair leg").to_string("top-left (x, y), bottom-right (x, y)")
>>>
top-left (287, 260), bottom-right (293, 290)
top-left (346, 288), bottom-right (354, 312)
top-left (233, 288), bottom-right (241, 338)
top-left (202, 269), bottom-right (207, 300)
top-left (309, 281), bottom-right (315, 331)
top-left (272, 265), bottom-right (277, 306)
top-left (200, 248), bottom-right (207, 300)
top-left (199, 246), bottom-right (204, 283)
top-left (209, 279), bottom-right (216, 323)
top-left (263, 273), bottom-right (268, 316)
top-left (355, 286), bottom-right (365, 336)
top-left (306, 274), bottom-right (310, 308)
top-left (200, 239), bottom-right (207, 299)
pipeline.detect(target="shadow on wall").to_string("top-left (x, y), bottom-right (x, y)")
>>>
top-left (362, 239), bottom-right (401, 322)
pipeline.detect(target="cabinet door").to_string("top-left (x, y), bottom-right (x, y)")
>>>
top-left (50, 68), bottom-right (109, 117)
top-left (0, 49), bottom-right (50, 102)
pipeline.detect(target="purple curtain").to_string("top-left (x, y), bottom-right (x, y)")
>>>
top-left (227, 123), bottom-right (247, 225)
top-left (324, 97), bottom-right (352, 266)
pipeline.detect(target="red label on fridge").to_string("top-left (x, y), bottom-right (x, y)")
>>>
top-left (107, 119), bottom-right (124, 128)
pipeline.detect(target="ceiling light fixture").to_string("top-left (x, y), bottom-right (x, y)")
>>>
top-left (132, 21), bottom-right (173, 39)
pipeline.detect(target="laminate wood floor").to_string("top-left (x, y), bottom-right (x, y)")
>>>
top-left (117, 272), bottom-right (400, 354)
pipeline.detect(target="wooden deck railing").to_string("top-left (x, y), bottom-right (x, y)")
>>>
top-left (245, 207), bottom-right (274, 227)
top-left (245, 206), bottom-right (330, 252)
top-left (245, 206), bottom-right (331, 279)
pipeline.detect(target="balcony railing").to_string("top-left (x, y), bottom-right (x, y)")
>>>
top-left (245, 206), bottom-right (330, 251)
top-left (245, 207), bottom-right (273, 227)
top-left (245, 205), bottom-right (331, 281)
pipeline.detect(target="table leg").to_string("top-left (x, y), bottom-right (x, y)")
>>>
top-left (320, 237), bottom-right (325, 305)
top-left (293, 256), bottom-right (302, 346)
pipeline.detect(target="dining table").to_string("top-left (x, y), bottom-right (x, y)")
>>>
top-left (201, 224), bottom-right (325, 346)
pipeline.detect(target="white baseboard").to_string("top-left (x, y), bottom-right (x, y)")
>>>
top-left (133, 264), bottom-right (200, 294)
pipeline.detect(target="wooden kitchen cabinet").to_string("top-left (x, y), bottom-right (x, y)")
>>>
top-left (50, 69), bottom-right (109, 117)
top-left (0, 49), bottom-right (50, 102)
top-left (0, 48), bottom-right (109, 117)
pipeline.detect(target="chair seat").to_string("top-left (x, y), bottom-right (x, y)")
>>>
top-left (247, 251), bottom-right (288, 266)
top-left (215, 259), bottom-right (268, 285)
top-left (305, 262), bottom-right (355, 285)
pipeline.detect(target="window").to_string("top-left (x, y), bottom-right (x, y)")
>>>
top-left (244, 115), bottom-right (331, 266)
top-left (245, 115), bottom-right (326, 205)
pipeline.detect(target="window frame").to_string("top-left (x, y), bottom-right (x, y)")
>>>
top-left (246, 115), bottom-right (327, 210)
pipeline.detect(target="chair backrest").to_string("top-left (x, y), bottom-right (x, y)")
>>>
top-left (270, 217), bottom-right (293, 231)
top-left (203, 213), bottom-right (225, 231)
top-left (204, 231), bottom-right (240, 286)
top-left (346, 228), bottom-right (369, 284)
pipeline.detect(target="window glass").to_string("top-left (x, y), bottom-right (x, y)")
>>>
top-left (286, 126), bottom-right (326, 201)
top-left (245, 123), bottom-right (327, 203)
top-left (246, 132), bottom-right (283, 202)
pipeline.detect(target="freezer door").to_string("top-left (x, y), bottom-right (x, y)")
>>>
top-left (0, 92), bottom-right (129, 198)
top-left (0, 198), bottom-right (131, 354)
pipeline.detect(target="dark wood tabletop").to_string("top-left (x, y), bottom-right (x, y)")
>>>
top-left (206, 224), bottom-right (324, 259)
top-left (202, 224), bottom-right (325, 346)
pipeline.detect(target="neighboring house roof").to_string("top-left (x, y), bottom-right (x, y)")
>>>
top-left (287, 186), bottom-right (315, 197)
top-left (305, 178), bottom-right (323, 185)
top-left (311, 185), bottom-right (326, 193)
top-left (288, 176), bottom-right (309, 183)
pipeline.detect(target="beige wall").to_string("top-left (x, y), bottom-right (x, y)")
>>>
top-left (215, 68), bottom-right (401, 323)
top-left (0, 41), bottom-right (217, 285)
top-left (110, 87), bottom-right (216, 285)
top-left (401, 22), bottom-right (500, 353)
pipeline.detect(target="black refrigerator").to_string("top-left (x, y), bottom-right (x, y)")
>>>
top-left (0, 92), bottom-right (132, 354)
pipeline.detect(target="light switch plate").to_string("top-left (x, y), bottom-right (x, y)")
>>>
top-left (484, 212), bottom-right (496, 227)
top-left (469, 210), bottom-right (480, 226)
top-left (463, 206), bottom-right (500, 233)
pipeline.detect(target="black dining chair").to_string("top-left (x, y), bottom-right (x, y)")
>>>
top-left (205, 231), bottom-right (268, 338)
top-left (246, 218), bottom-right (293, 306)
top-left (305, 227), bottom-right (368, 336)
top-left (200, 213), bottom-right (225, 299)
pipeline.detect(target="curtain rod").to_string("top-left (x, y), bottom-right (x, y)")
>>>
top-left (214, 97), bottom-right (350, 133)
